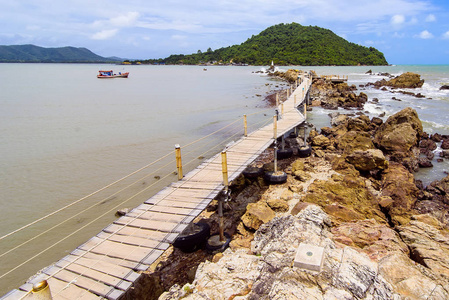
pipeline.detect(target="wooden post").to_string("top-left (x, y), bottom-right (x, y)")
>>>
top-left (175, 144), bottom-right (183, 180)
top-left (303, 101), bottom-right (307, 119)
top-left (273, 115), bottom-right (277, 140)
top-left (287, 88), bottom-right (290, 98)
top-left (276, 93), bottom-right (279, 107)
top-left (294, 94), bottom-right (297, 107)
top-left (243, 114), bottom-right (247, 137)
top-left (32, 280), bottom-right (53, 300)
top-left (281, 102), bottom-right (284, 115)
top-left (220, 151), bottom-right (229, 242)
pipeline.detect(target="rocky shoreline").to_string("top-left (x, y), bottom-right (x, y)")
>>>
top-left (127, 72), bottom-right (449, 299)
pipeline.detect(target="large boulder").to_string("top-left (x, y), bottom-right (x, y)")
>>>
top-left (374, 107), bottom-right (423, 158)
top-left (303, 172), bottom-right (386, 225)
top-left (241, 201), bottom-right (275, 231)
top-left (381, 162), bottom-right (419, 225)
top-left (345, 149), bottom-right (389, 172)
top-left (397, 217), bottom-right (449, 280)
top-left (374, 72), bottom-right (424, 89)
top-left (331, 219), bottom-right (409, 261)
top-left (337, 131), bottom-right (375, 154)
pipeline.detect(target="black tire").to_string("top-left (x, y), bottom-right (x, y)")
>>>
top-left (206, 232), bottom-right (231, 253)
top-left (242, 166), bottom-right (264, 179)
top-left (172, 222), bottom-right (210, 253)
top-left (298, 145), bottom-right (312, 158)
top-left (276, 148), bottom-right (293, 160)
top-left (264, 171), bottom-right (287, 184)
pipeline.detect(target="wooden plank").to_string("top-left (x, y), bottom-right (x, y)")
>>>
top-left (61, 254), bottom-right (140, 283)
top-left (55, 260), bottom-right (132, 291)
top-left (103, 224), bottom-right (174, 242)
top-left (70, 249), bottom-right (149, 271)
top-left (114, 216), bottom-right (188, 232)
top-left (46, 277), bottom-right (102, 300)
top-left (125, 210), bottom-right (194, 224)
top-left (43, 266), bottom-right (123, 300)
top-left (79, 237), bottom-right (164, 265)
top-left (96, 231), bottom-right (170, 250)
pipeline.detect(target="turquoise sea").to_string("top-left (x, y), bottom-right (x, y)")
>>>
top-left (0, 64), bottom-right (448, 294)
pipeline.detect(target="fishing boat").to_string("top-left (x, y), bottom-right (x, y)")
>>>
top-left (97, 70), bottom-right (129, 78)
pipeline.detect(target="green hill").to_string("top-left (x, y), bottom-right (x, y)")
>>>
top-left (0, 44), bottom-right (119, 63)
top-left (144, 23), bottom-right (388, 66)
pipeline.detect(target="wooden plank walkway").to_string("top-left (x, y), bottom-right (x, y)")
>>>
top-left (2, 76), bottom-right (312, 300)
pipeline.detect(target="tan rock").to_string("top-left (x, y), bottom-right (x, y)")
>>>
top-left (381, 162), bottom-right (419, 226)
top-left (267, 198), bottom-right (289, 212)
top-left (374, 107), bottom-right (423, 154)
top-left (241, 201), bottom-right (276, 231)
top-left (311, 134), bottom-right (331, 148)
top-left (345, 149), bottom-right (389, 171)
top-left (397, 220), bottom-right (449, 279)
top-left (331, 219), bottom-right (409, 261)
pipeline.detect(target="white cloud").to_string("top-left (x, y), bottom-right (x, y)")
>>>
top-left (442, 31), bottom-right (449, 39)
top-left (425, 14), bottom-right (436, 22)
top-left (110, 12), bottom-right (139, 27)
top-left (391, 14), bottom-right (405, 25)
top-left (417, 30), bottom-right (434, 39)
top-left (91, 29), bottom-right (118, 40)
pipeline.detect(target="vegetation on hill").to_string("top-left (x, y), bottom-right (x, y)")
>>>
top-left (0, 44), bottom-right (118, 63)
top-left (136, 23), bottom-right (388, 66)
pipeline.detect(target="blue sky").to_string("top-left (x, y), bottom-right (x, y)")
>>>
top-left (1, 0), bottom-right (449, 64)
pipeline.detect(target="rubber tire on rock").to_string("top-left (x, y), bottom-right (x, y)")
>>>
top-left (206, 232), bottom-right (231, 254)
top-left (276, 148), bottom-right (293, 160)
top-left (264, 171), bottom-right (287, 184)
top-left (298, 145), bottom-right (312, 158)
top-left (172, 222), bottom-right (210, 253)
top-left (288, 132), bottom-right (297, 138)
top-left (242, 166), bottom-right (264, 179)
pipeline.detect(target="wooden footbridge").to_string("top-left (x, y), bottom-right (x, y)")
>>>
top-left (3, 74), bottom-right (312, 300)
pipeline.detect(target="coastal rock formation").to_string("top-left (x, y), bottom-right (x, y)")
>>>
top-left (373, 72), bottom-right (425, 89)
top-left (381, 162), bottom-right (419, 225)
top-left (374, 107), bottom-right (423, 171)
top-left (345, 149), bottom-right (389, 172)
top-left (159, 206), bottom-right (449, 300)
top-left (310, 78), bottom-right (367, 109)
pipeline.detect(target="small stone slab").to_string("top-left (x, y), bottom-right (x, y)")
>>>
top-left (294, 243), bottom-right (325, 273)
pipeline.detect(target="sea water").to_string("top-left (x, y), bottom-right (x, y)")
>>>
top-left (0, 64), bottom-right (277, 293)
top-left (0, 64), bottom-right (448, 294)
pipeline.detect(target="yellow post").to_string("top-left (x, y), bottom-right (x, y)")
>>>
top-left (286, 88), bottom-right (289, 98)
top-left (304, 101), bottom-right (307, 119)
top-left (220, 151), bottom-right (229, 242)
top-left (243, 114), bottom-right (247, 137)
top-left (32, 280), bottom-right (53, 300)
top-left (175, 144), bottom-right (183, 180)
top-left (273, 115), bottom-right (277, 139)
top-left (221, 151), bottom-right (229, 189)
top-left (281, 103), bottom-right (284, 115)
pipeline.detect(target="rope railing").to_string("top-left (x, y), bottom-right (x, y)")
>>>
top-left (1, 77), bottom-right (312, 297)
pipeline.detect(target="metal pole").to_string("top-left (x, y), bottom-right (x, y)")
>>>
top-left (220, 151), bottom-right (228, 242)
top-left (175, 144), bottom-right (183, 180)
top-left (244, 114), bottom-right (247, 137)
top-left (32, 280), bottom-right (53, 300)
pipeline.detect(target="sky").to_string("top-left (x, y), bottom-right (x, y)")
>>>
top-left (1, 0), bottom-right (449, 64)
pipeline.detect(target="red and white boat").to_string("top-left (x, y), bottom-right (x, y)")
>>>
top-left (97, 70), bottom-right (129, 78)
